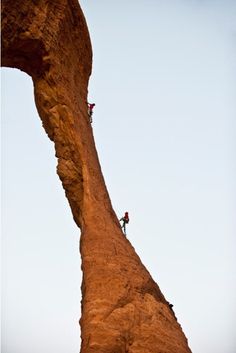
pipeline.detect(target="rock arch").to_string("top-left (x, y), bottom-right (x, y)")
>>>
top-left (1, 1), bottom-right (191, 352)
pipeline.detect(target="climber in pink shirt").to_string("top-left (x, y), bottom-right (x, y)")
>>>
top-left (87, 102), bottom-right (95, 123)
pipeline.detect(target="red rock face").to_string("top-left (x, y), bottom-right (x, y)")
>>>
top-left (1, 1), bottom-right (192, 352)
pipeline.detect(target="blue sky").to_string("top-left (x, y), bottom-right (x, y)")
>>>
top-left (1, 1), bottom-right (236, 352)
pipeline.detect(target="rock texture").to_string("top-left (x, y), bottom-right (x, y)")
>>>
top-left (1, 1), bottom-right (192, 352)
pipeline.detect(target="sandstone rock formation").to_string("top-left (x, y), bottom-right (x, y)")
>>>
top-left (1, 1), bottom-right (192, 352)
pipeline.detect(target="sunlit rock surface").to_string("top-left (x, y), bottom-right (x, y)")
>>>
top-left (1, 1), bottom-right (192, 352)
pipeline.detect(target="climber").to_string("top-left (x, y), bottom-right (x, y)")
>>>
top-left (167, 302), bottom-right (176, 318)
top-left (87, 102), bottom-right (95, 123)
top-left (119, 212), bottom-right (129, 235)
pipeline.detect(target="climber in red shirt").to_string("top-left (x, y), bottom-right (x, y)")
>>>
top-left (119, 212), bottom-right (129, 235)
top-left (87, 102), bottom-right (95, 123)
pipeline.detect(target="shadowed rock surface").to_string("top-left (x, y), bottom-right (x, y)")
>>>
top-left (1, 1), bottom-right (192, 352)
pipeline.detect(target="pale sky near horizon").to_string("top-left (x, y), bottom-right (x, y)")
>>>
top-left (1, 1), bottom-right (236, 353)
